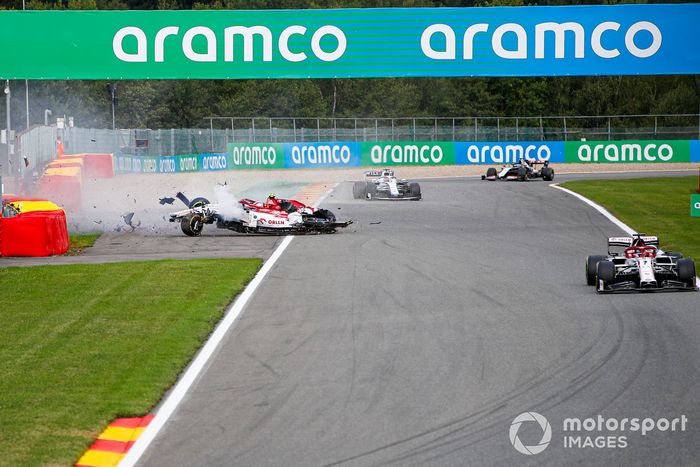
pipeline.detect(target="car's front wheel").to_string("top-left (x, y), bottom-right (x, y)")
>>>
top-left (181, 213), bottom-right (204, 236)
top-left (586, 255), bottom-right (607, 286)
top-left (677, 258), bottom-right (697, 287)
top-left (596, 261), bottom-right (615, 289)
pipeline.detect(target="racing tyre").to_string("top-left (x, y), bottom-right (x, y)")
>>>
top-left (517, 166), bottom-right (528, 181)
top-left (188, 197), bottom-right (210, 209)
top-left (485, 167), bottom-right (497, 179)
top-left (542, 167), bottom-right (554, 181)
top-left (409, 182), bottom-right (421, 199)
top-left (596, 261), bottom-right (615, 287)
top-left (314, 208), bottom-right (336, 223)
top-left (366, 182), bottom-right (377, 199)
top-left (181, 213), bottom-right (204, 237)
top-left (353, 182), bottom-right (367, 199)
top-left (586, 255), bottom-right (607, 286)
top-left (677, 259), bottom-right (696, 287)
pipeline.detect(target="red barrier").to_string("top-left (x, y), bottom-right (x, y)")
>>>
top-left (60, 153), bottom-right (114, 179)
top-left (0, 197), bottom-right (69, 257)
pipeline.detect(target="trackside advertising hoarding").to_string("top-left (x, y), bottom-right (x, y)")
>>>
top-left (115, 139), bottom-right (700, 173)
top-left (1, 4), bottom-right (699, 79)
top-left (455, 142), bottom-right (564, 164)
top-left (564, 140), bottom-right (691, 163)
top-left (361, 142), bottom-right (455, 166)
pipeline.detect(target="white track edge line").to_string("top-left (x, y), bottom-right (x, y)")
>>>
top-left (550, 183), bottom-right (700, 288)
top-left (120, 184), bottom-right (338, 467)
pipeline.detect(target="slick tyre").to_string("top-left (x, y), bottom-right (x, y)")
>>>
top-left (409, 182), bottom-right (421, 200)
top-left (353, 182), bottom-right (367, 199)
top-left (586, 255), bottom-right (607, 286)
top-left (188, 197), bottom-right (210, 208)
top-left (181, 213), bottom-right (204, 237)
top-left (542, 167), bottom-right (554, 181)
top-left (517, 166), bottom-right (527, 181)
top-left (366, 182), bottom-right (377, 199)
top-left (485, 167), bottom-right (497, 179)
top-left (677, 259), bottom-right (696, 287)
top-left (596, 260), bottom-right (615, 287)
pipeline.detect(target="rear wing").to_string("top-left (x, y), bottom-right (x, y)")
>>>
top-left (608, 236), bottom-right (660, 255)
top-left (365, 169), bottom-right (394, 177)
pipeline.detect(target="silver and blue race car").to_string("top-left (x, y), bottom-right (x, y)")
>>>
top-left (353, 169), bottom-right (421, 200)
top-left (586, 235), bottom-right (697, 293)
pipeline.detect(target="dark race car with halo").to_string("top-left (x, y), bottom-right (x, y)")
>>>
top-left (481, 158), bottom-right (554, 181)
top-left (586, 234), bottom-right (697, 293)
top-left (353, 168), bottom-right (421, 200)
top-left (169, 193), bottom-right (352, 236)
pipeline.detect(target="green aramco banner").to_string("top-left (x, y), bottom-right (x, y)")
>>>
top-left (1, 4), bottom-right (700, 79)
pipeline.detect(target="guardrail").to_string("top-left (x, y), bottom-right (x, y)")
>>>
top-left (115, 139), bottom-right (700, 174)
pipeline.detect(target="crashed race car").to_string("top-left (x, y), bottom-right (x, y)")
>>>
top-left (586, 235), bottom-right (697, 293)
top-left (169, 193), bottom-right (352, 236)
top-left (481, 158), bottom-right (554, 181)
top-left (353, 169), bottom-right (421, 200)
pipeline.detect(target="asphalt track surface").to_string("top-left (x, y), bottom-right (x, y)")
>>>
top-left (130, 171), bottom-right (700, 466)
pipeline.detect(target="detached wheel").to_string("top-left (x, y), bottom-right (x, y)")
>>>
top-left (586, 255), bottom-right (607, 286)
top-left (352, 182), bottom-right (366, 199)
top-left (188, 197), bottom-right (210, 208)
top-left (596, 261), bottom-right (615, 287)
top-left (181, 213), bottom-right (204, 237)
top-left (409, 182), bottom-right (421, 199)
top-left (677, 259), bottom-right (696, 287)
top-left (485, 167), bottom-right (497, 179)
top-left (542, 167), bottom-right (554, 181)
top-left (517, 166), bottom-right (527, 181)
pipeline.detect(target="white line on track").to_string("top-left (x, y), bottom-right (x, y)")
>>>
top-left (120, 185), bottom-right (337, 467)
top-left (550, 183), bottom-right (700, 288)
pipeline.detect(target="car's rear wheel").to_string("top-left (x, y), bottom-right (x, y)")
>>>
top-left (542, 167), bottom-right (554, 181)
top-left (181, 213), bottom-right (204, 236)
top-left (596, 261), bottom-right (615, 287)
top-left (188, 197), bottom-right (210, 209)
top-left (409, 182), bottom-right (421, 199)
top-left (353, 182), bottom-right (366, 199)
top-left (677, 258), bottom-right (696, 287)
top-left (586, 255), bottom-right (607, 286)
top-left (517, 166), bottom-right (527, 181)
top-left (486, 167), bottom-right (497, 178)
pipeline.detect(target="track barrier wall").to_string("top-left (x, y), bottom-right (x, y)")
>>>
top-left (114, 140), bottom-right (700, 174)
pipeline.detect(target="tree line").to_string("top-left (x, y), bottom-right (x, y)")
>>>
top-left (0, 0), bottom-right (698, 131)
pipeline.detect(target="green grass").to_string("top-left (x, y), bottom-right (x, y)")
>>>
top-left (0, 258), bottom-right (261, 466)
top-left (562, 176), bottom-right (700, 261)
top-left (67, 232), bottom-right (101, 256)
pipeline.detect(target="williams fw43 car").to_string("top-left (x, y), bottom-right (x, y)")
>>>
top-left (353, 169), bottom-right (421, 200)
top-left (586, 235), bottom-right (697, 293)
top-left (169, 193), bottom-right (352, 236)
top-left (481, 158), bottom-right (554, 181)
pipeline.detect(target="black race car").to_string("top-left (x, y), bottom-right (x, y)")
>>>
top-left (482, 159), bottom-right (554, 181)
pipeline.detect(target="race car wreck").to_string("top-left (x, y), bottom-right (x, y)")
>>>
top-left (482, 159), bottom-right (554, 181)
top-left (353, 169), bottom-right (421, 200)
top-left (169, 193), bottom-right (352, 236)
top-left (586, 235), bottom-right (697, 293)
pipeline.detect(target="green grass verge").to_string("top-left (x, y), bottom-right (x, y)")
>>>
top-left (0, 258), bottom-right (261, 466)
top-left (67, 232), bottom-right (102, 256)
top-left (561, 176), bottom-right (700, 261)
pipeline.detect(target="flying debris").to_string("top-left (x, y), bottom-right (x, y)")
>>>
top-left (159, 197), bottom-right (176, 205)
